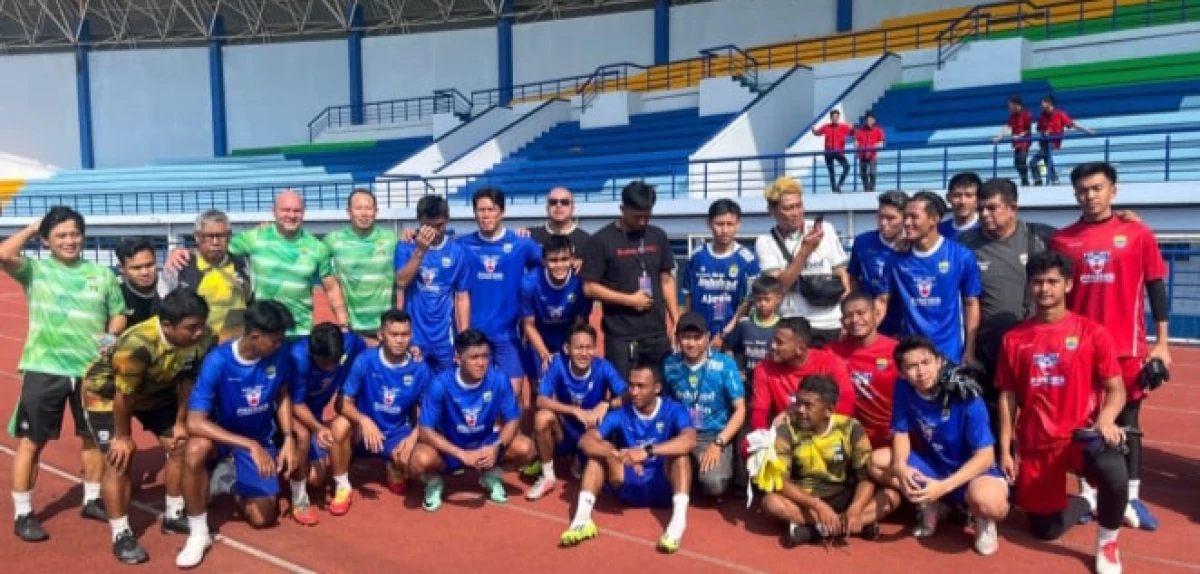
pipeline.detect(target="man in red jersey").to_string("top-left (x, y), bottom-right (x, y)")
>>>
top-left (749, 317), bottom-right (854, 430)
top-left (854, 112), bottom-right (886, 192)
top-left (828, 292), bottom-right (897, 482)
top-left (812, 110), bottom-right (854, 193)
top-left (1030, 95), bottom-right (1093, 186)
top-left (993, 96), bottom-right (1033, 186)
top-left (997, 250), bottom-right (1128, 574)
top-left (1049, 161), bottom-right (1168, 531)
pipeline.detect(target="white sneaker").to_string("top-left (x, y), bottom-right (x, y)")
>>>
top-left (208, 457), bottom-right (236, 501)
top-left (1122, 503), bottom-right (1140, 529)
top-left (525, 476), bottom-right (557, 501)
top-left (175, 535), bottom-right (213, 569)
top-left (1096, 541), bottom-right (1122, 574)
top-left (973, 518), bottom-right (998, 556)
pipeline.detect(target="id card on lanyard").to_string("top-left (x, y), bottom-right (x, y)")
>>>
top-left (634, 238), bottom-right (653, 297)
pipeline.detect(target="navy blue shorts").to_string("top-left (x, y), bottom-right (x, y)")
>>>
top-left (218, 443), bottom-right (281, 499)
top-left (440, 431), bottom-right (502, 473)
top-left (353, 425), bottom-right (415, 461)
top-left (491, 338), bottom-right (525, 380)
top-left (417, 342), bottom-right (456, 375)
top-left (521, 345), bottom-right (549, 382)
top-left (607, 462), bottom-right (674, 508)
top-left (907, 450), bottom-right (1006, 505)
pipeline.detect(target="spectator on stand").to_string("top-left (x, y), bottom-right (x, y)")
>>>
top-left (812, 110), bottom-right (855, 193)
top-left (1031, 95), bottom-right (1094, 186)
top-left (855, 112), bottom-right (886, 192)
top-left (993, 96), bottom-right (1034, 186)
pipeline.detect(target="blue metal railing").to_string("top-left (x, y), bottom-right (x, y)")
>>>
top-left (306, 89), bottom-right (474, 141)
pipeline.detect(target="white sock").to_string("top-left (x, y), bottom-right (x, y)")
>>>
top-left (187, 513), bottom-right (209, 540)
top-left (423, 474), bottom-right (443, 486)
top-left (164, 496), bottom-right (185, 518)
top-left (12, 491), bottom-right (32, 519)
top-left (571, 492), bottom-right (596, 528)
top-left (333, 473), bottom-right (351, 492)
top-left (1097, 526), bottom-right (1119, 548)
top-left (666, 494), bottom-right (690, 540)
top-left (290, 480), bottom-right (309, 505)
top-left (541, 460), bottom-right (556, 481)
top-left (1128, 479), bottom-right (1141, 501)
top-left (1079, 480), bottom-right (1098, 513)
top-left (83, 482), bottom-right (101, 504)
top-left (110, 515), bottom-right (131, 541)
top-left (483, 467), bottom-right (503, 481)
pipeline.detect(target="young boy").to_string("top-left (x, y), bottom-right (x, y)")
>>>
top-left (725, 275), bottom-right (782, 389)
top-left (686, 199), bottom-right (760, 349)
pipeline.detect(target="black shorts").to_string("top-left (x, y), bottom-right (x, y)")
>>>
top-left (83, 403), bottom-right (178, 454)
top-left (820, 487), bottom-right (855, 513)
top-left (8, 371), bottom-right (87, 442)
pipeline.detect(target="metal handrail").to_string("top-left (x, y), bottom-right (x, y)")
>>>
top-left (306, 93), bottom-right (453, 141)
top-left (699, 45), bottom-right (761, 90)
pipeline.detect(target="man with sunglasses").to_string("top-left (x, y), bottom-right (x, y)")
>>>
top-left (530, 187), bottom-right (591, 266)
top-left (160, 209), bottom-right (253, 343)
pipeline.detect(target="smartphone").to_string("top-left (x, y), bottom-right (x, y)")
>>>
top-left (813, 214), bottom-right (824, 227)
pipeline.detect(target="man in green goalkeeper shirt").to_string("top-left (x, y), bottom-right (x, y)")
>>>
top-left (322, 189), bottom-right (398, 342)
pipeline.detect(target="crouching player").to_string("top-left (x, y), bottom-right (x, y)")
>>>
top-left (327, 309), bottom-right (431, 513)
top-left (526, 324), bottom-right (626, 501)
top-left (288, 323), bottom-right (367, 525)
top-left (997, 251), bottom-right (1129, 574)
top-left (889, 336), bottom-right (1010, 555)
top-left (409, 329), bottom-right (534, 511)
top-left (176, 301), bottom-right (298, 569)
top-left (560, 363), bottom-right (697, 554)
top-left (761, 375), bottom-right (898, 547)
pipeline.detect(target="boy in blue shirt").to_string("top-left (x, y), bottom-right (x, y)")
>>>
top-left (663, 312), bottom-right (745, 498)
top-left (408, 329), bottom-right (535, 512)
top-left (177, 300), bottom-right (298, 569)
top-left (560, 363), bottom-right (698, 554)
top-left (521, 234), bottom-right (591, 380)
top-left (889, 336), bottom-right (1009, 556)
top-left (326, 309), bottom-right (432, 516)
top-left (686, 199), bottom-right (760, 348)
top-left (287, 323), bottom-right (367, 525)
top-left (526, 324), bottom-right (627, 501)
top-left (877, 191), bottom-right (982, 364)
top-left (394, 195), bottom-right (472, 374)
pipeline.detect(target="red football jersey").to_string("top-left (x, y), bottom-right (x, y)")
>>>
top-left (1037, 109), bottom-right (1074, 149)
top-left (854, 126), bottom-right (885, 160)
top-left (1050, 217), bottom-right (1167, 358)
top-left (750, 348), bottom-right (854, 429)
top-left (995, 312), bottom-right (1122, 453)
top-left (828, 335), bottom-right (898, 446)
top-left (817, 123), bottom-right (854, 151)
top-left (1007, 110), bottom-right (1033, 150)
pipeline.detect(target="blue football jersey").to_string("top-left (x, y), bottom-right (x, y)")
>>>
top-left (520, 269), bottom-right (591, 352)
top-left (891, 379), bottom-right (994, 472)
top-left (419, 366), bottom-right (521, 447)
top-left (686, 244), bottom-right (760, 335)
top-left (289, 331), bottom-right (368, 414)
top-left (597, 398), bottom-right (694, 464)
top-left (662, 351), bottom-right (745, 435)
top-left (458, 230), bottom-right (542, 343)
top-left (537, 355), bottom-right (627, 433)
top-left (848, 230), bottom-right (902, 336)
top-left (188, 340), bottom-right (293, 445)
top-left (880, 238), bottom-right (982, 363)
top-left (394, 238), bottom-right (472, 353)
top-left (938, 217), bottom-right (980, 241)
top-left (342, 348), bottom-right (431, 435)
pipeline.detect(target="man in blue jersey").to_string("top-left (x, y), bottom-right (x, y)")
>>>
top-left (889, 336), bottom-right (1010, 556)
top-left (394, 195), bottom-right (472, 374)
top-left (686, 199), bottom-right (760, 350)
top-left (521, 235), bottom-right (592, 380)
top-left (876, 191), bottom-right (982, 364)
top-left (937, 172), bottom-right (982, 241)
top-left (526, 324), bottom-right (627, 501)
top-left (848, 191), bottom-right (908, 336)
top-left (663, 312), bottom-right (745, 499)
top-left (409, 329), bottom-right (535, 511)
top-left (327, 309), bottom-right (432, 516)
top-left (176, 301), bottom-right (298, 569)
top-left (287, 323), bottom-right (367, 525)
top-left (560, 363), bottom-right (697, 553)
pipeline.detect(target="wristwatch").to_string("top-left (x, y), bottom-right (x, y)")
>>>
top-left (714, 437), bottom-right (728, 449)
top-left (643, 443), bottom-right (655, 458)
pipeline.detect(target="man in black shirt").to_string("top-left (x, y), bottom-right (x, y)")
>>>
top-left (114, 236), bottom-right (161, 329)
top-left (579, 182), bottom-right (679, 380)
top-left (530, 187), bottom-right (591, 267)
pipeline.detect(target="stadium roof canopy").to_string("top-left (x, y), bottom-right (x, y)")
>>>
top-left (0, 0), bottom-right (704, 53)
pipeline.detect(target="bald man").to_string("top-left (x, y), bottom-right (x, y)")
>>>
top-left (168, 191), bottom-right (349, 339)
top-left (530, 187), bottom-right (590, 260)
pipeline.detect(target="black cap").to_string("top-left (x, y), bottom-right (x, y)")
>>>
top-left (676, 311), bottom-right (708, 335)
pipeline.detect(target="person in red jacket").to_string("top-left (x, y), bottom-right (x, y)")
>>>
top-left (750, 317), bottom-right (854, 430)
top-left (1030, 95), bottom-right (1094, 186)
top-left (812, 110), bottom-right (855, 193)
top-left (854, 112), bottom-right (886, 192)
top-left (993, 96), bottom-right (1033, 186)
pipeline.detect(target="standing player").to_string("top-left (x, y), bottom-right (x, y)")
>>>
top-left (520, 235), bottom-right (591, 380)
top-left (176, 300), bottom-right (298, 568)
top-left (287, 323), bottom-right (367, 525)
top-left (847, 191), bottom-right (908, 336)
top-left (889, 337), bottom-right (1009, 555)
top-left (526, 324), bottom-right (627, 501)
top-left (323, 189), bottom-right (399, 341)
top-left (937, 172), bottom-right (982, 241)
top-left (686, 199), bottom-right (760, 349)
top-left (828, 292), bottom-right (898, 481)
top-left (996, 250), bottom-right (1128, 574)
top-left (408, 329), bottom-right (535, 511)
top-left (394, 195), bottom-right (472, 374)
top-left (1050, 162), bottom-right (1168, 530)
top-left (750, 317), bottom-right (855, 431)
top-left (327, 309), bottom-right (432, 514)
top-left (82, 290), bottom-right (214, 564)
top-left (2, 207), bottom-right (127, 542)
top-left (114, 237), bottom-right (162, 328)
top-left (993, 96), bottom-right (1034, 186)
top-left (159, 209), bottom-right (253, 343)
top-left (559, 363), bottom-right (697, 553)
top-left (876, 191), bottom-right (982, 365)
top-left (663, 313), bottom-right (746, 499)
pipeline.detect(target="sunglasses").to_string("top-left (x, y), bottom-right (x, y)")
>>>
top-left (548, 198), bottom-right (572, 207)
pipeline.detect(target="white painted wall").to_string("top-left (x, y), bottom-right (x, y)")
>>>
top-left (514, 10), bottom-right (654, 85)
top-left (581, 92), bottom-right (634, 129)
top-left (225, 39), bottom-right (348, 150)
top-left (91, 48), bottom-right (212, 167)
top-left (934, 37), bottom-right (1030, 90)
top-left (435, 99), bottom-right (572, 177)
top-left (689, 66), bottom-right (815, 197)
top-left (1031, 22), bottom-right (1200, 68)
top-left (363, 28), bottom-right (497, 103)
top-left (315, 120), bottom-right (432, 144)
top-left (853, 0), bottom-right (968, 30)
top-left (813, 55), bottom-right (882, 110)
top-left (670, 0), bottom-right (834, 61)
top-left (0, 53), bottom-right (80, 169)
top-left (698, 77), bottom-right (756, 117)
top-left (384, 106), bottom-right (519, 177)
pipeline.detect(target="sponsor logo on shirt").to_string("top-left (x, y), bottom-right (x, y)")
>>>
top-left (696, 275), bottom-right (739, 291)
top-left (461, 407), bottom-right (481, 432)
top-left (1031, 353), bottom-right (1066, 387)
top-left (912, 277), bottom-right (942, 306)
top-left (479, 255), bottom-right (503, 280)
top-left (851, 371), bottom-right (874, 399)
top-left (548, 305), bottom-right (565, 320)
top-left (419, 267), bottom-right (440, 292)
top-left (376, 386), bottom-right (403, 414)
top-left (309, 376), bottom-right (334, 398)
top-left (978, 259), bottom-right (991, 272)
top-left (238, 384), bottom-right (271, 416)
top-left (1081, 251), bottom-right (1115, 284)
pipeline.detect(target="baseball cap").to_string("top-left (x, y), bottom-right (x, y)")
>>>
top-left (676, 311), bottom-right (708, 335)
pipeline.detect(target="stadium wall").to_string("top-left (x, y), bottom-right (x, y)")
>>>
top-left (514, 10), bottom-right (654, 85)
top-left (669, 0), bottom-right (834, 61)
top-left (363, 27), bottom-right (498, 105)
top-left (852, 0), bottom-right (967, 30)
top-left (0, 53), bottom-right (80, 170)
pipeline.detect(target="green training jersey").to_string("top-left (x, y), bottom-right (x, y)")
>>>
top-left (323, 225), bottom-right (398, 332)
top-left (8, 257), bottom-right (125, 377)
top-left (230, 225), bottom-right (333, 337)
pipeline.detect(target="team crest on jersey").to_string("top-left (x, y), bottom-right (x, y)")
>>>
top-left (1034, 353), bottom-right (1059, 375)
top-left (1085, 251), bottom-right (1110, 274)
top-left (441, 257), bottom-right (452, 268)
top-left (688, 374), bottom-right (699, 386)
top-left (420, 267), bottom-right (437, 286)
top-left (1019, 253), bottom-right (1028, 265)
top-left (729, 264), bottom-right (739, 278)
top-left (403, 374), bottom-right (415, 386)
top-left (978, 260), bottom-right (990, 272)
top-left (482, 391), bottom-right (493, 403)
top-left (916, 277), bottom-right (936, 298)
top-left (874, 259), bottom-right (886, 277)
top-left (548, 306), bottom-right (564, 320)
top-left (482, 255), bottom-right (499, 273)
top-left (875, 358), bottom-right (888, 371)
top-left (243, 385), bottom-right (265, 407)
top-left (463, 407), bottom-right (481, 428)
top-left (655, 421), bottom-right (665, 432)
top-left (382, 386), bottom-right (398, 406)
top-left (1114, 235), bottom-right (1128, 248)
top-left (265, 366), bottom-right (277, 380)
top-left (938, 260), bottom-right (950, 274)
top-left (1065, 336), bottom-right (1079, 351)
top-left (503, 243), bottom-right (513, 253)
top-left (566, 293), bottom-right (576, 303)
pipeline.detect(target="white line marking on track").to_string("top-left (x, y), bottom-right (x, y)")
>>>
top-left (1145, 439), bottom-right (1200, 451)
top-left (1144, 405), bottom-right (1200, 415)
top-left (0, 444), bottom-right (318, 574)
